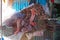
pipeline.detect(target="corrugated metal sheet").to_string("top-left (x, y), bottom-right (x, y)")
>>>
top-left (54, 0), bottom-right (60, 4)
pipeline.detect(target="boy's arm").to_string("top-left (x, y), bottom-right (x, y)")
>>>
top-left (14, 19), bottom-right (21, 34)
top-left (29, 8), bottom-right (36, 26)
top-left (30, 9), bottom-right (36, 22)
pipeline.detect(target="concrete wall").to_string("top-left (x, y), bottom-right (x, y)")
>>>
top-left (0, 0), bottom-right (1, 38)
top-left (0, 0), bottom-right (1, 26)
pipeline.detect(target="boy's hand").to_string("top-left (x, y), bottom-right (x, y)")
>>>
top-left (30, 22), bottom-right (36, 26)
top-left (14, 19), bottom-right (21, 35)
top-left (14, 28), bottom-right (20, 35)
top-left (30, 8), bottom-right (36, 15)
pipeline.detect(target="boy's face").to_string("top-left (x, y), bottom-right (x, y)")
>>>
top-left (28, 0), bottom-right (30, 2)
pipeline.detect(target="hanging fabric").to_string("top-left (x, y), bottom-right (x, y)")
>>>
top-left (36, 0), bottom-right (47, 6)
top-left (51, 0), bottom-right (54, 3)
top-left (29, 0), bottom-right (36, 4)
top-left (12, 0), bottom-right (29, 11)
